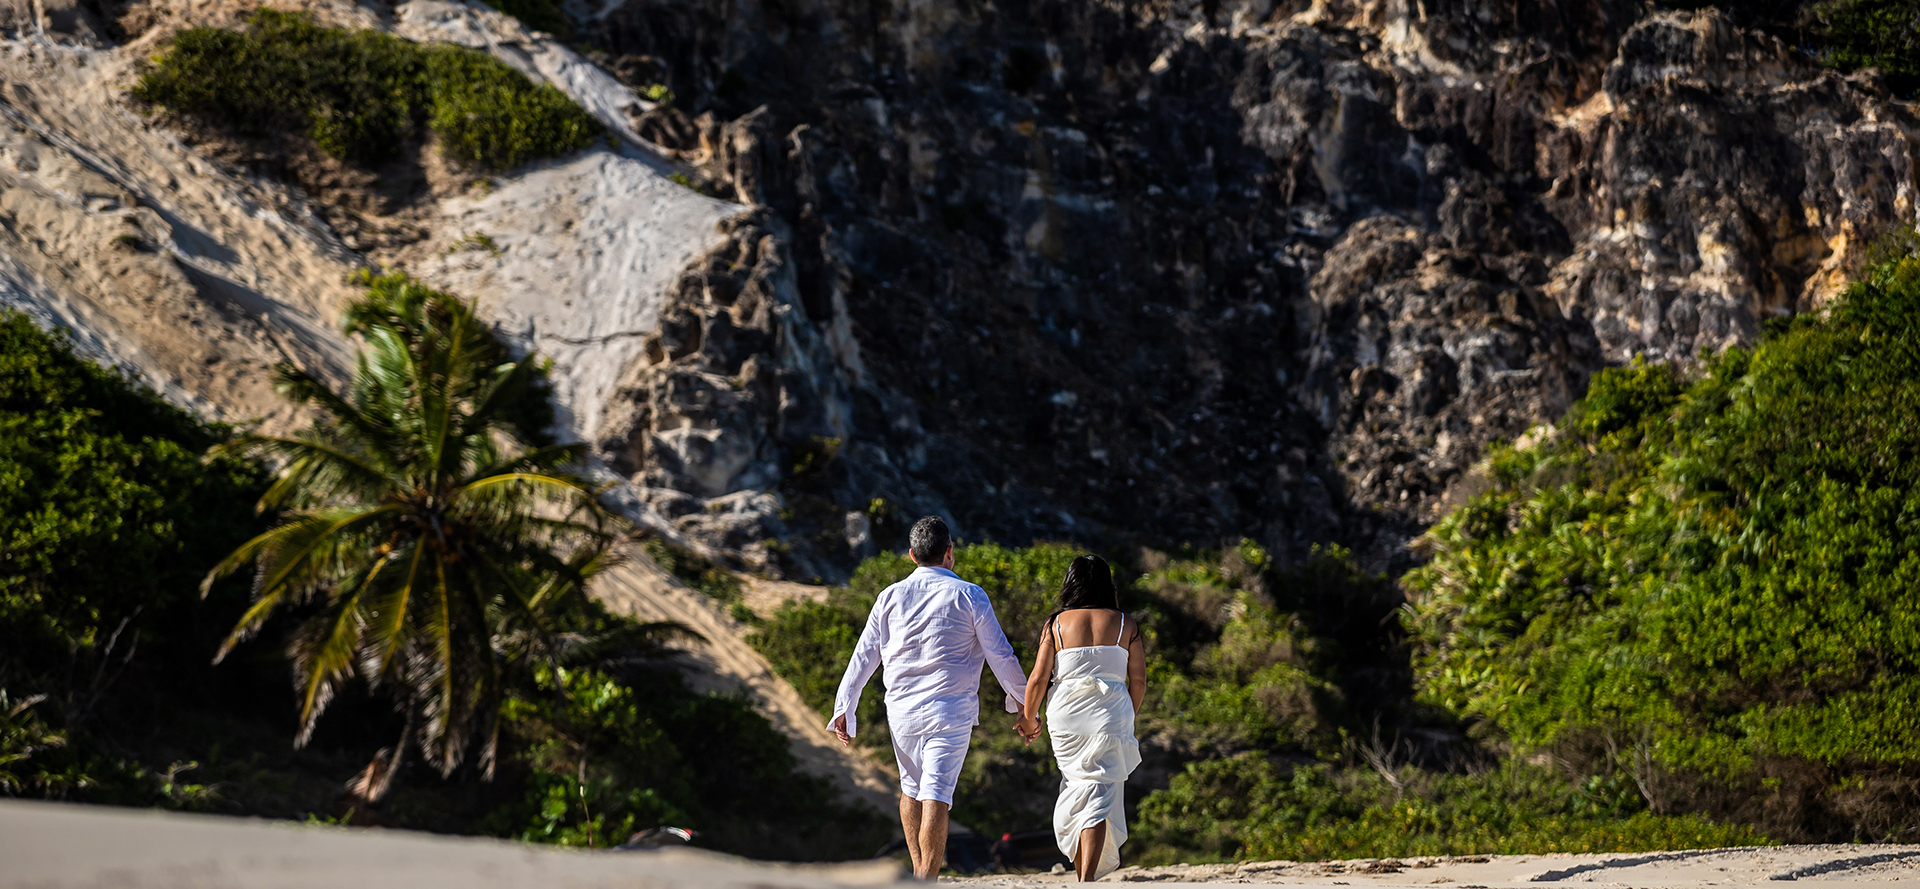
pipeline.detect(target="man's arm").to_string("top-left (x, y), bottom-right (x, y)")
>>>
top-left (829, 594), bottom-right (886, 743)
top-left (969, 587), bottom-right (1027, 713)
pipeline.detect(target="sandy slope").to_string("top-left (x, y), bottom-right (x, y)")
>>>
top-left (589, 545), bottom-right (900, 818)
top-left (0, 32), bottom-right (361, 432)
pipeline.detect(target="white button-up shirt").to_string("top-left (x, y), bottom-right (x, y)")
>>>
top-left (830, 566), bottom-right (1028, 738)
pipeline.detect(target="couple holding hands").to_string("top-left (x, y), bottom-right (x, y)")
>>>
top-left (829, 516), bottom-right (1145, 881)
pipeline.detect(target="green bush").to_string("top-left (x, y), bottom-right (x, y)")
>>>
top-left (1809, 0), bottom-right (1920, 94)
top-left (641, 538), bottom-right (743, 603)
top-left (1406, 243), bottom-right (1920, 839)
top-left (1135, 756), bottom-right (1765, 864)
top-left (0, 310), bottom-right (269, 803)
top-left (483, 0), bottom-right (569, 36)
top-left (134, 10), bottom-right (602, 170)
top-left (0, 312), bottom-right (265, 697)
top-left (485, 661), bottom-right (888, 857)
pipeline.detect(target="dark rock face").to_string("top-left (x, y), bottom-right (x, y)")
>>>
top-left (577, 0), bottom-right (1918, 578)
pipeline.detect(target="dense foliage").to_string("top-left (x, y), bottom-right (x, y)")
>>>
top-left (134, 10), bottom-right (602, 169)
top-left (1136, 756), bottom-right (1760, 863)
top-left (1406, 246), bottom-right (1920, 841)
top-left (1807, 0), bottom-right (1920, 94)
top-left (484, 0), bottom-right (570, 36)
top-left (749, 538), bottom-right (1758, 863)
top-left (0, 312), bottom-right (267, 800)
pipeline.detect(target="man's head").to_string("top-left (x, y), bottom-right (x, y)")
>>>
top-left (909, 516), bottom-right (954, 567)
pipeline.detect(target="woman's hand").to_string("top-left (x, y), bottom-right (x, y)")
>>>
top-left (1014, 712), bottom-right (1042, 744)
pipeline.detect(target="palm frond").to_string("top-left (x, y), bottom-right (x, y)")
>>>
top-left (206, 505), bottom-right (401, 596)
top-left (290, 559), bottom-right (388, 746)
top-left (468, 443), bottom-right (587, 482)
top-left (225, 435), bottom-right (400, 510)
top-left (360, 538), bottom-right (429, 682)
top-left (458, 470), bottom-right (600, 504)
top-left (272, 363), bottom-right (403, 464)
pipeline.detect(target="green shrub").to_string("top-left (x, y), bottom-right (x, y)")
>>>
top-left (1809, 0), bottom-right (1920, 94)
top-left (1134, 756), bottom-right (1766, 864)
top-left (0, 312), bottom-right (266, 696)
top-left (484, 660), bottom-right (888, 857)
top-left (483, 0), bottom-right (569, 36)
top-left (641, 538), bottom-right (743, 603)
top-left (1407, 242), bottom-right (1920, 839)
top-left (422, 45), bottom-right (605, 169)
top-left (134, 10), bottom-right (601, 170)
top-left (0, 311), bottom-right (269, 805)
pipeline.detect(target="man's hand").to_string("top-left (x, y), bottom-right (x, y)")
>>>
top-left (1014, 712), bottom-right (1041, 745)
top-left (829, 713), bottom-right (852, 746)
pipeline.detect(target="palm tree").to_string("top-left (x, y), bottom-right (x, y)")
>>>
top-left (204, 272), bottom-right (618, 802)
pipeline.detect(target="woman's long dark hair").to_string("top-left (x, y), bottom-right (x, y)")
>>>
top-left (1050, 555), bottom-right (1120, 622)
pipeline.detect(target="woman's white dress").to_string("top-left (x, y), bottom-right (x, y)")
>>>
top-left (1046, 617), bottom-right (1142, 880)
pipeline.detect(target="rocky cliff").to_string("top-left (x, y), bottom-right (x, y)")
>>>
top-left (6, 0), bottom-right (1916, 583)
top-left (577, 0), bottom-right (1917, 578)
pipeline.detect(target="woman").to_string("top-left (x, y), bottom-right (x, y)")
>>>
top-left (1014, 555), bottom-right (1145, 881)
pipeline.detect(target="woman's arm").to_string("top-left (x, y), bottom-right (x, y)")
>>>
top-left (1125, 620), bottom-right (1146, 713)
top-left (1014, 619), bottom-right (1056, 742)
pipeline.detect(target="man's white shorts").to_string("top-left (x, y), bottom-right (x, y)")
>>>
top-left (892, 726), bottom-right (972, 805)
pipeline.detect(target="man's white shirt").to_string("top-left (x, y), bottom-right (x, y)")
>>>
top-left (830, 566), bottom-right (1028, 738)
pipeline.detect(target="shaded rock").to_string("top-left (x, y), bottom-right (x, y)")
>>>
top-left (558, 0), bottom-right (1918, 579)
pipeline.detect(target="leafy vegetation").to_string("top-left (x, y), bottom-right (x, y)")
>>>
top-left (134, 10), bottom-right (602, 170)
top-left (482, 0), bottom-right (570, 37)
top-left (0, 311), bottom-right (268, 803)
top-left (749, 536), bottom-right (1761, 862)
top-left (1405, 242), bottom-right (1920, 841)
top-left (641, 538), bottom-right (744, 603)
top-left (1807, 0), bottom-right (1920, 94)
top-left (1136, 756), bottom-right (1762, 864)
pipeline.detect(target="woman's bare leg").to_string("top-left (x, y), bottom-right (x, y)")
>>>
top-left (1075, 822), bottom-right (1108, 881)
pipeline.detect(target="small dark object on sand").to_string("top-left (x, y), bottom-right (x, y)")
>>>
top-left (619, 826), bottom-right (696, 849)
top-left (990, 828), bottom-right (1070, 872)
top-left (872, 822), bottom-right (997, 874)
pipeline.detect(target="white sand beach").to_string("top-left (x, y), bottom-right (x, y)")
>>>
top-left (5, 799), bottom-right (1919, 889)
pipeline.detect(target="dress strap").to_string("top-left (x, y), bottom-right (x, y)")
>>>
top-left (1115, 612), bottom-right (1126, 646)
top-left (1053, 615), bottom-right (1062, 650)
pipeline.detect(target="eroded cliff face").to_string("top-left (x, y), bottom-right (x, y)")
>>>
top-left (8, 0), bottom-right (1914, 581)
top-left (571, 0), bottom-right (1917, 576)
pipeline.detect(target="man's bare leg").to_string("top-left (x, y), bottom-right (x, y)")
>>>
top-left (1074, 822), bottom-right (1108, 882)
top-left (900, 794), bottom-right (925, 876)
top-left (916, 799), bottom-right (950, 880)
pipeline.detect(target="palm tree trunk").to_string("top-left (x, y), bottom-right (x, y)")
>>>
top-left (345, 705), bottom-right (416, 806)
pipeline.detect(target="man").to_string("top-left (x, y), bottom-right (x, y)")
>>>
top-left (830, 516), bottom-right (1027, 880)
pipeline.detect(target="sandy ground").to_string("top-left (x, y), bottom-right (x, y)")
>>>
top-left (6, 800), bottom-right (1920, 889)
top-left (960, 847), bottom-right (1920, 887)
top-left (0, 799), bottom-right (900, 889)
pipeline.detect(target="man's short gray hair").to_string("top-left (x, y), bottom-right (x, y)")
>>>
top-left (909, 516), bottom-right (951, 564)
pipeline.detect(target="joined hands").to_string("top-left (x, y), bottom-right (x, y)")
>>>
top-left (1014, 712), bottom-right (1042, 744)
